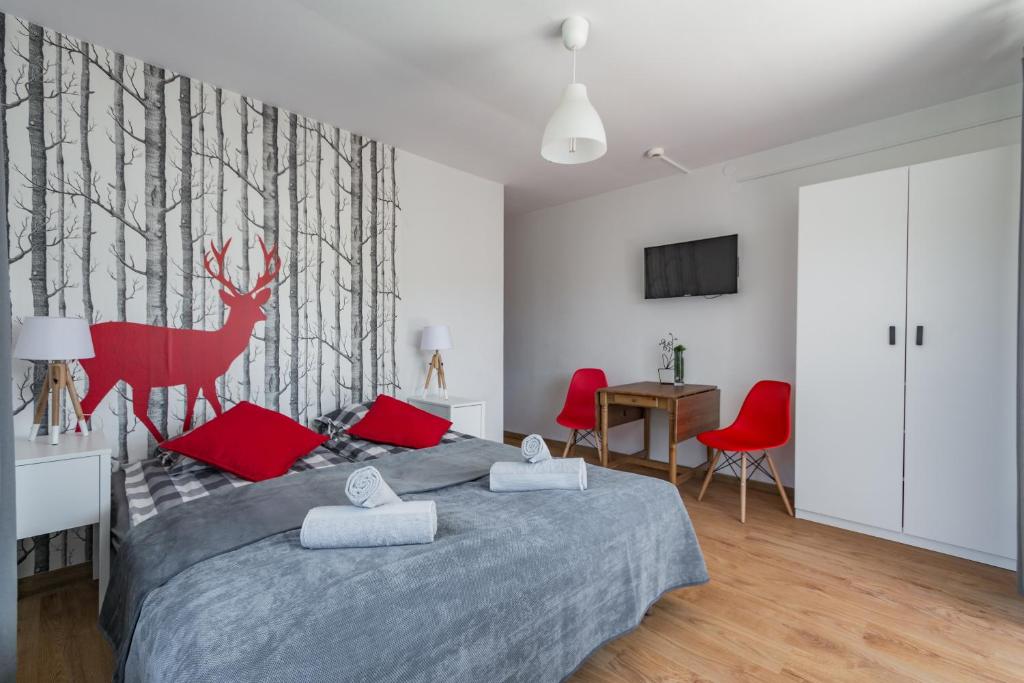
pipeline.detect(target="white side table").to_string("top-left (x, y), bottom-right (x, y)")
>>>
top-left (408, 396), bottom-right (487, 439)
top-left (15, 432), bottom-right (111, 610)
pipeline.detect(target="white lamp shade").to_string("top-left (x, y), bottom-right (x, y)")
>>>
top-left (541, 83), bottom-right (607, 164)
top-left (14, 316), bottom-right (95, 360)
top-left (419, 325), bottom-right (453, 351)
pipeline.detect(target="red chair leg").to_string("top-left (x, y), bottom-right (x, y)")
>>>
top-left (764, 451), bottom-right (794, 517)
top-left (698, 449), bottom-right (720, 501)
top-left (562, 430), bottom-right (576, 457)
top-left (740, 453), bottom-right (748, 524)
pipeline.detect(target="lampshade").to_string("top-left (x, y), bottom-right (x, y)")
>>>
top-left (14, 316), bottom-right (95, 360)
top-left (541, 83), bottom-right (607, 164)
top-left (419, 325), bottom-right (453, 351)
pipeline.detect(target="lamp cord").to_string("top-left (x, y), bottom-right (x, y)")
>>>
top-left (567, 48), bottom-right (579, 154)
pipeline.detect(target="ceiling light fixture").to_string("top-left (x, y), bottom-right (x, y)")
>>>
top-left (541, 17), bottom-right (607, 165)
top-left (644, 147), bottom-right (690, 174)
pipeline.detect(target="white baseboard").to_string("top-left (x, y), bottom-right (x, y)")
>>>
top-left (795, 509), bottom-right (1016, 571)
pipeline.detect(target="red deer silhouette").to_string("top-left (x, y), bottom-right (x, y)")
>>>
top-left (80, 238), bottom-right (281, 442)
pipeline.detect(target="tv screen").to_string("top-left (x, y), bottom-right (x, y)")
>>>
top-left (644, 234), bottom-right (738, 299)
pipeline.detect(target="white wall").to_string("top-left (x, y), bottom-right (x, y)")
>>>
top-left (398, 153), bottom-right (504, 439)
top-left (505, 85), bottom-right (1021, 486)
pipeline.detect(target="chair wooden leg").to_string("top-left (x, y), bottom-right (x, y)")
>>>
top-left (740, 453), bottom-right (747, 524)
top-left (697, 449), bottom-right (720, 501)
top-left (562, 431), bottom-right (576, 457)
top-left (764, 451), bottom-right (794, 517)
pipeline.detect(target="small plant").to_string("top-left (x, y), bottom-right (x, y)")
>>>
top-left (658, 334), bottom-right (685, 369)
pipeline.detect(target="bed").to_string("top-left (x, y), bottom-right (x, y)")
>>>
top-left (104, 404), bottom-right (709, 682)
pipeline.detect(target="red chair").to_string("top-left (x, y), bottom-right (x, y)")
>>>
top-left (556, 368), bottom-right (608, 457)
top-left (697, 380), bottom-right (793, 523)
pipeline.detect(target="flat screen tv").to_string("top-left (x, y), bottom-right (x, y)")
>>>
top-left (644, 234), bottom-right (738, 299)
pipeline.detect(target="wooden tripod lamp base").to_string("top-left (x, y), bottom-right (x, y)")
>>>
top-left (29, 361), bottom-right (89, 445)
top-left (423, 351), bottom-right (449, 400)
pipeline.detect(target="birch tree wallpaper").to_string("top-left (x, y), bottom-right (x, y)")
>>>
top-left (3, 13), bottom-right (403, 575)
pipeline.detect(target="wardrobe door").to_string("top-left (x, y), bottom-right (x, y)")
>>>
top-left (796, 167), bottom-right (908, 531)
top-left (903, 145), bottom-right (1020, 561)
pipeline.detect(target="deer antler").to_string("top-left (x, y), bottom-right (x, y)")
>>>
top-left (203, 238), bottom-right (241, 296)
top-left (249, 236), bottom-right (282, 294)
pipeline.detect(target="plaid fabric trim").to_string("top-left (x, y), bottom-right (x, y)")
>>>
top-left (124, 405), bottom-right (474, 527)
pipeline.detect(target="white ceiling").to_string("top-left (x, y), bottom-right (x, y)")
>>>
top-left (7, 0), bottom-right (1024, 216)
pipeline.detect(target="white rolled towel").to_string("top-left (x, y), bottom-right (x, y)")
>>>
top-left (520, 434), bottom-right (552, 463)
top-left (300, 501), bottom-right (438, 549)
top-left (345, 466), bottom-right (402, 508)
top-left (489, 458), bottom-right (588, 492)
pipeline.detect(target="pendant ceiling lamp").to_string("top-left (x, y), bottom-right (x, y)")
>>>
top-left (541, 16), bottom-right (607, 164)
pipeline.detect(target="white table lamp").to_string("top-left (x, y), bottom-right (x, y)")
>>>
top-left (14, 316), bottom-right (95, 444)
top-left (420, 325), bottom-right (452, 399)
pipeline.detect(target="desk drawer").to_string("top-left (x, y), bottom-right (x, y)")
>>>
top-left (16, 457), bottom-right (99, 539)
top-left (603, 405), bottom-right (645, 428)
top-left (608, 393), bottom-right (659, 409)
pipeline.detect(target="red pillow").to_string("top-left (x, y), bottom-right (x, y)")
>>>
top-left (347, 395), bottom-right (452, 448)
top-left (161, 401), bottom-right (327, 481)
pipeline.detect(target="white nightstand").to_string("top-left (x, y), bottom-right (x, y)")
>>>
top-left (15, 432), bottom-right (111, 609)
top-left (408, 395), bottom-right (487, 439)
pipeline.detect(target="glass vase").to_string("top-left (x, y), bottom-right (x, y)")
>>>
top-left (673, 348), bottom-right (685, 386)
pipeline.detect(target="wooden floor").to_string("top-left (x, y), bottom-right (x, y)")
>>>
top-left (17, 565), bottom-right (112, 682)
top-left (16, 454), bottom-right (1024, 682)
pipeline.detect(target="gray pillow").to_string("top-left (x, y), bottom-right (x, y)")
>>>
top-left (314, 401), bottom-right (374, 439)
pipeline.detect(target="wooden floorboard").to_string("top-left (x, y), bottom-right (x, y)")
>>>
top-left (16, 442), bottom-right (1024, 682)
top-left (17, 571), bottom-right (112, 682)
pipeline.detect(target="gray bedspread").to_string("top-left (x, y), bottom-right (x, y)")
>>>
top-left (103, 438), bottom-right (708, 682)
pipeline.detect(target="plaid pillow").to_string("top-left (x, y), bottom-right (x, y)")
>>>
top-left (331, 402), bottom-right (374, 427)
top-left (315, 401), bottom-right (373, 435)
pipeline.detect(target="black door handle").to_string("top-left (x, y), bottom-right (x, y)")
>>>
top-left (915, 325), bottom-right (923, 346)
top-left (888, 326), bottom-right (896, 345)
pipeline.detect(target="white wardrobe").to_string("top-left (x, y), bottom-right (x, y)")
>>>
top-left (795, 145), bottom-right (1020, 569)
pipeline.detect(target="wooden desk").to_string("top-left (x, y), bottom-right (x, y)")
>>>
top-left (596, 382), bottom-right (720, 485)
